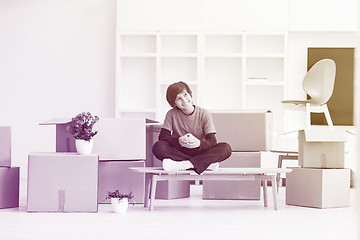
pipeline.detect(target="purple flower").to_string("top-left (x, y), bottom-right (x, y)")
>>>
top-left (66, 112), bottom-right (99, 141)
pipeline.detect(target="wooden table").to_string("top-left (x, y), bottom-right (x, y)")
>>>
top-left (130, 167), bottom-right (292, 211)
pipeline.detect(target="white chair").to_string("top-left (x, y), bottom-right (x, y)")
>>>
top-left (282, 59), bottom-right (336, 129)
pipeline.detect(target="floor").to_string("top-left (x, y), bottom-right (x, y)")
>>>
top-left (1, 184), bottom-right (358, 240)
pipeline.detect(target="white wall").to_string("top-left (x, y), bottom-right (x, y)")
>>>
top-left (0, 0), bottom-right (116, 178)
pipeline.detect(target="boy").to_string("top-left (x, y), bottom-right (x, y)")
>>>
top-left (152, 81), bottom-right (232, 174)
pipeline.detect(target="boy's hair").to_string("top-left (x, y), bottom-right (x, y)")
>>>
top-left (166, 81), bottom-right (192, 107)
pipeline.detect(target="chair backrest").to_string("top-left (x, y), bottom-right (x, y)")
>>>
top-left (302, 59), bottom-right (336, 105)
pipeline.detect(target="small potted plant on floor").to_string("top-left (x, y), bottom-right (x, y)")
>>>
top-left (66, 112), bottom-right (99, 155)
top-left (106, 190), bottom-right (134, 214)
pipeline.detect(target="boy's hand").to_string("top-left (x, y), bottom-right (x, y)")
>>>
top-left (179, 133), bottom-right (200, 148)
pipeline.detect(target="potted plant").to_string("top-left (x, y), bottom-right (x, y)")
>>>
top-left (106, 190), bottom-right (134, 214)
top-left (66, 112), bottom-right (99, 155)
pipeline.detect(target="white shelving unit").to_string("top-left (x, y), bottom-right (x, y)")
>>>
top-left (116, 31), bottom-right (288, 135)
top-left (203, 32), bottom-right (243, 110)
top-left (116, 32), bottom-right (158, 120)
top-left (158, 32), bottom-right (200, 121)
top-left (243, 32), bottom-right (288, 136)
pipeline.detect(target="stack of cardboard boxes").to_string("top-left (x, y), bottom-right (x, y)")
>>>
top-left (27, 118), bottom-right (146, 212)
top-left (203, 110), bottom-right (272, 200)
top-left (0, 126), bottom-right (19, 209)
top-left (146, 122), bottom-right (191, 200)
top-left (286, 127), bottom-right (350, 208)
top-left (146, 111), bottom-right (273, 201)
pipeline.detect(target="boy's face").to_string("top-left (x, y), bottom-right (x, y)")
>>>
top-left (174, 89), bottom-right (193, 112)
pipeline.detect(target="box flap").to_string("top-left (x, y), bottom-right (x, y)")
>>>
top-left (303, 128), bottom-right (347, 142)
top-left (146, 118), bottom-right (159, 124)
top-left (39, 117), bottom-right (72, 125)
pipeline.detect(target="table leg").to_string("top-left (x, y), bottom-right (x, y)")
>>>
top-left (276, 155), bottom-right (284, 192)
top-left (149, 174), bottom-right (158, 211)
top-left (144, 173), bottom-right (151, 208)
top-left (271, 175), bottom-right (278, 210)
top-left (262, 180), bottom-right (268, 207)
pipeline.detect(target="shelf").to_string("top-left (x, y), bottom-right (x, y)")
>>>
top-left (204, 57), bottom-right (243, 110)
top-left (245, 53), bottom-right (285, 58)
top-left (246, 34), bottom-right (285, 55)
top-left (159, 81), bottom-right (199, 86)
top-left (246, 81), bottom-right (284, 86)
top-left (246, 57), bottom-right (284, 83)
top-left (117, 31), bottom-right (287, 128)
top-left (204, 54), bottom-right (243, 58)
top-left (161, 34), bottom-right (197, 55)
top-left (160, 54), bottom-right (198, 57)
top-left (161, 57), bottom-right (197, 83)
top-left (119, 34), bottom-right (156, 55)
top-left (119, 54), bottom-right (157, 58)
top-left (204, 34), bottom-right (242, 55)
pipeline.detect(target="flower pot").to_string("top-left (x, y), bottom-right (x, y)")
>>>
top-left (110, 198), bottom-right (129, 213)
top-left (75, 139), bottom-right (94, 155)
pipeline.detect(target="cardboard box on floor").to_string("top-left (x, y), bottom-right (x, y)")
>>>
top-left (286, 168), bottom-right (350, 208)
top-left (211, 110), bottom-right (272, 151)
top-left (98, 160), bottom-right (145, 204)
top-left (202, 152), bottom-right (261, 200)
top-left (40, 118), bottom-right (146, 161)
top-left (298, 128), bottom-right (346, 168)
top-left (0, 126), bottom-right (11, 167)
top-left (27, 153), bottom-right (99, 212)
top-left (147, 122), bottom-right (190, 200)
top-left (0, 167), bottom-right (19, 209)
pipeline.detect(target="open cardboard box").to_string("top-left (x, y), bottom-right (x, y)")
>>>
top-left (211, 110), bottom-right (272, 151)
top-left (298, 127), bottom-right (346, 168)
top-left (40, 118), bottom-right (146, 161)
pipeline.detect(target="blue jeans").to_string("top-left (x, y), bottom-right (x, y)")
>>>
top-left (152, 141), bottom-right (232, 174)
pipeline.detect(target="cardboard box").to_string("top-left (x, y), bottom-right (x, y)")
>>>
top-left (211, 110), bottom-right (272, 151)
top-left (146, 121), bottom-right (190, 200)
top-left (155, 179), bottom-right (190, 200)
top-left (298, 128), bottom-right (346, 168)
top-left (202, 152), bottom-right (261, 200)
top-left (286, 168), bottom-right (350, 208)
top-left (98, 160), bottom-right (145, 204)
top-left (0, 126), bottom-right (11, 167)
top-left (40, 118), bottom-right (146, 161)
top-left (0, 167), bottom-right (19, 209)
top-left (40, 117), bottom-right (75, 152)
top-left (27, 153), bottom-right (98, 212)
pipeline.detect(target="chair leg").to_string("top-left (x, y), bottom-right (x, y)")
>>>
top-left (276, 155), bottom-right (284, 192)
top-left (323, 104), bottom-right (334, 129)
top-left (306, 103), bottom-right (311, 129)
